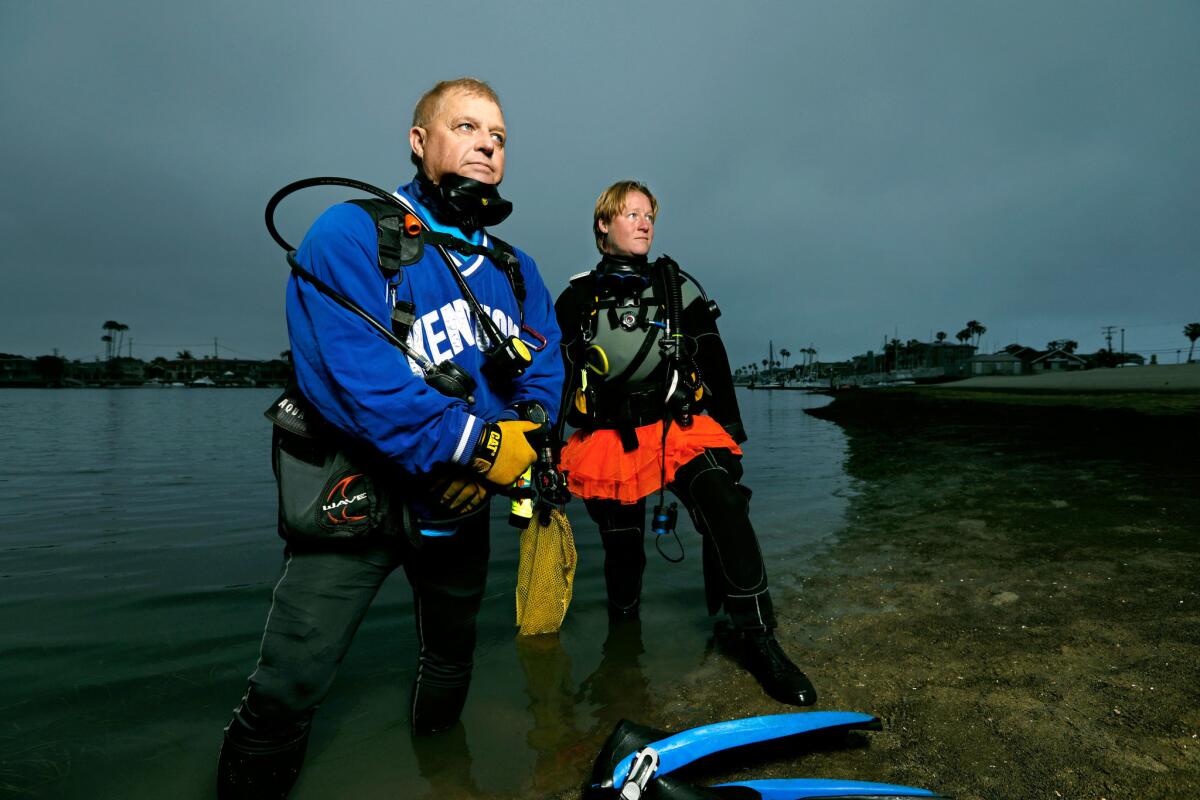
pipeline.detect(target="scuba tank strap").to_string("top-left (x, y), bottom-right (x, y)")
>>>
top-left (345, 198), bottom-right (425, 272)
top-left (487, 234), bottom-right (525, 315)
top-left (568, 272), bottom-right (600, 343)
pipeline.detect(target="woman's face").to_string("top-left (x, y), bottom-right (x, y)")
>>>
top-left (598, 191), bottom-right (655, 257)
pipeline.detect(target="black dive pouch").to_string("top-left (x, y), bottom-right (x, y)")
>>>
top-left (265, 390), bottom-right (394, 543)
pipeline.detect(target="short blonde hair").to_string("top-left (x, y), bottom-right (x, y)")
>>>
top-left (410, 78), bottom-right (502, 168)
top-left (593, 180), bottom-right (659, 254)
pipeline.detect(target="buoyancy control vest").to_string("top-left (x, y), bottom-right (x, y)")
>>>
top-left (562, 255), bottom-right (708, 445)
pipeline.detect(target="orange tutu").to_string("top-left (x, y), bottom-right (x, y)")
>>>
top-left (560, 414), bottom-right (741, 504)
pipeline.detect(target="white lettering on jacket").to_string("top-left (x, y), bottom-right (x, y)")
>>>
top-left (405, 302), bottom-right (519, 375)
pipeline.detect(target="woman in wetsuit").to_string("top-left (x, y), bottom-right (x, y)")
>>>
top-left (554, 180), bottom-right (816, 706)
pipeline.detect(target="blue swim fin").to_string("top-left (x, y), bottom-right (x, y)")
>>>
top-left (641, 774), bottom-right (949, 799)
top-left (588, 712), bottom-right (882, 797)
top-left (709, 777), bottom-right (950, 798)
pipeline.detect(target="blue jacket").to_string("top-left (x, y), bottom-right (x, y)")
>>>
top-left (286, 177), bottom-right (563, 476)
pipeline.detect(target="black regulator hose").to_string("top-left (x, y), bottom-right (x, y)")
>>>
top-left (285, 254), bottom-right (477, 404)
top-left (266, 175), bottom-right (531, 384)
top-left (265, 176), bottom-right (412, 253)
top-left (265, 177), bottom-right (479, 404)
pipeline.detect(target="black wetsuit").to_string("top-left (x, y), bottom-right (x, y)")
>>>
top-left (555, 256), bottom-right (773, 630)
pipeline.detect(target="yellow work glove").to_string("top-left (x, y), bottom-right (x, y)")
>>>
top-left (469, 420), bottom-right (539, 486)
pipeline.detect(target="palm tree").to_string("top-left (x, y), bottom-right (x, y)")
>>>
top-left (101, 320), bottom-right (121, 360)
top-left (101, 334), bottom-right (113, 359)
top-left (956, 328), bottom-right (971, 345)
top-left (113, 323), bottom-right (129, 358)
top-left (965, 320), bottom-right (987, 349)
top-left (779, 348), bottom-right (791, 370)
top-left (936, 331), bottom-right (947, 343)
top-left (1185, 323), bottom-right (1200, 363)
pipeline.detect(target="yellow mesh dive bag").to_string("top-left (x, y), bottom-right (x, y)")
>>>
top-left (515, 508), bottom-right (577, 636)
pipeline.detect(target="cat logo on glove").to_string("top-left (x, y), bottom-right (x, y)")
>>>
top-left (323, 474), bottom-right (369, 524)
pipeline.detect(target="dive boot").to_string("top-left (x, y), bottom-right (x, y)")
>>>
top-left (411, 680), bottom-right (470, 735)
top-left (608, 599), bottom-right (641, 622)
top-left (741, 630), bottom-right (817, 706)
top-left (216, 729), bottom-right (309, 800)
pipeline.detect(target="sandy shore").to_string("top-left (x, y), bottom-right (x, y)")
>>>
top-left (549, 393), bottom-right (1199, 799)
top-left (931, 362), bottom-right (1200, 392)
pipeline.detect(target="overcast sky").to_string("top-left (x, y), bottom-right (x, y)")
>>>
top-left (2, 1), bottom-right (1197, 367)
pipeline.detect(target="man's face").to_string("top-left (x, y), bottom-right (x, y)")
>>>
top-left (410, 90), bottom-right (506, 185)
top-left (598, 191), bottom-right (655, 257)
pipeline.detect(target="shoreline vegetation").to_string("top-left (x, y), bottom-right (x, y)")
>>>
top-left (548, 369), bottom-right (1199, 800)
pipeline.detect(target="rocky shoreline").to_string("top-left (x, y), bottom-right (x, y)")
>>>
top-left (548, 383), bottom-right (1199, 799)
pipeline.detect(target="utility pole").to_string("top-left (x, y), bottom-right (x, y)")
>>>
top-left (213, 337), bottom-right (219, 359)
top-left (1120, 328), bottom-right (1125, 358)
top-left (1101, 325), bottom-right (1117, 353)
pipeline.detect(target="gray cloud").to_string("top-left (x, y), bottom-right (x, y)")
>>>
top-left (2, 1), bottom-right (1197, 365)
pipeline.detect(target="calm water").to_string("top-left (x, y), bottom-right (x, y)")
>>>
top-left (0, 387), bottom-right (848, 798)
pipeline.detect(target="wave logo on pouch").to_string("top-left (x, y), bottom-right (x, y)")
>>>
top-left (323, 474), bottom-right (369, 524)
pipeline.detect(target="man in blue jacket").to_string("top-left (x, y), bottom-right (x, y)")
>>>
top-left (218, 78), bottom-right (563, 798)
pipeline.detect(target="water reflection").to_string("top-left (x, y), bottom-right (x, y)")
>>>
top-left (510, 618), bottom-right (654, 795)
top-left (410, 723), bottom-right (486, 800)
top-left (1, 388), bottom-right (848, 798)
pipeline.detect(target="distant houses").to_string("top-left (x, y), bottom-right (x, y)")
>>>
top-left (0, 354), bottom-right (41, 386)
top-left (967, 351), bottom-right (1027, 376)
top-left (735, 340), bottom-right (979, 387)
top-left (734, 335), bottom-right (1154, 390)
top-left (1029, 347), bottom-right (1089, 373)
top-left (967, 344), bottom-right (1143, 376)
top-left (0, 353), bottom-right (291, 388)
